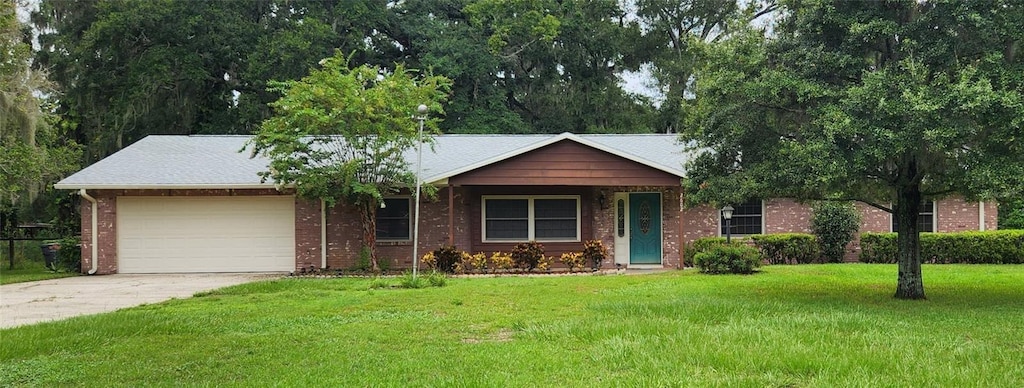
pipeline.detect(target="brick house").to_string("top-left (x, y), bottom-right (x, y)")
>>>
top-left (54, 133), bottom-right (996, 274)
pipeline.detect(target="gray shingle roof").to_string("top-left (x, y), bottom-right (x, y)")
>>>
top-left (55, 133), bottom-right (694, 189)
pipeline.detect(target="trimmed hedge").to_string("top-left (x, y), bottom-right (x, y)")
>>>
top-left (684, 237), bottom-right (747, 264)
top-left (751, 233), bottom-right (821, 264)
top-left (693, 244), bottom-right (763, 274)
top-left (859, 230), bottom-right (1024, 264)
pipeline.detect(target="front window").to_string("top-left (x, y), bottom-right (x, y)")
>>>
top-left (377, 198), bottom-right (411, 240)
top-left (721, 200), bottom-right (763, 236)
top-left (892, 201), bottom-right (935, 233)
top-left (483, 196), bottom-right (580, 242)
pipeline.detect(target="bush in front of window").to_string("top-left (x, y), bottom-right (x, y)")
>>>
top-left (811, 202), bottom-right (862, 263)
top-left (559, 252), bottom-right (586, 272)
top-left (750, 233), bottom-right (821, 264)
top-left (859, 231), bottom-right (1024, 264)
top-left (537, 255), bottom-right (555, 272)
top-left (693, 244), bottom-right (763, 274)
top-left (511, 241), bottom-right (545, 272)
top-left (582, 240), bottom-right (608, 271)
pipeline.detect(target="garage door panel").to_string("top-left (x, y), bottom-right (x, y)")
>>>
top-left (117, 196), bottom-right (295, 273)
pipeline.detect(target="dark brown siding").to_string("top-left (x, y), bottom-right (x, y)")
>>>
top-left (450, 140), bottom-right (681, 186)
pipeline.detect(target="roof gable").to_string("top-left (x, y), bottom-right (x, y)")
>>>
top-left (449, 138), bottom-right (682, 186)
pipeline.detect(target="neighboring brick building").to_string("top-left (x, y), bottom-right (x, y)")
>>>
top-left (56, 133), bottom-right (996, 274)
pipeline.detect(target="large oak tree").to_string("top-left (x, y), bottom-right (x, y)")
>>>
top-left (683, 0), bottom-right (1024, 299)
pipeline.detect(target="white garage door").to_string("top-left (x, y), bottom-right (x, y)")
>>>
top-left (117, 196), bottom-right (295, 273)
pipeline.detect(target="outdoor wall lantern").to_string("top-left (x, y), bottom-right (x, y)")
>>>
top-left (721, 205), bottom-right (734, 243)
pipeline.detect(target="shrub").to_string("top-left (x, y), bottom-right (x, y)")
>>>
top-left (54, 237), bottom-right (81, 272)
top-left (859, 230), bottom-right (1024, 264)
top-left (684, 237), bottom-right (747, 265)
top-left (421, 251), bottom-right (437, 270)
top-left (537, 255), bottom-right (555, 272)
top-left (511, 241), bottom-right (544, 272)
top-left (693, 244), bottom-right (763, 274)
top-left (559, 252), bottom-right (586, 272)
top-left (489, 252), bottom-right (513, 273)
top-left (425, 271), bottom-right (448, 287)
top-left (468, 252), bottom-right (488, 274)
top-left (811, 202), bottom-right (862, 263)
top-left (582, 240), bottom-right (608, 271)
top-left (431, 245), bottom-right (462, 273)
top-left (750, 233), bottom-right (820, 264)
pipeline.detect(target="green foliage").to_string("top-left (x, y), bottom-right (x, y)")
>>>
top-left (397, 270), bottom-right (447, 289)
top-left (1, 2), bottom-right (79, 212)
top-left (811, 202), bottom-right (862, 263)
top-left (693, 244), bottom-right (763, 274)
top-left (999, 199), bottom-right (1024, 229)
top-left (351, 246), bottom-right (373, 272)
top-left (511, 241), bottom-right (545, 272)
top-left (750, 234), bottom-right (820, 265)
top-left (53, 237), bottom-right (81, 273)
top-left (248, 53), bottom-right (451, 271)
top-left (859, 231), bottom-right (1024, 264)
top-left (683, 236), bottom-right (748, 264)
top-left (684, 1), bottom-right (1024, 298)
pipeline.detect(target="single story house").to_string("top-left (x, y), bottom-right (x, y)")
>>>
top-left (54, 133), bottom-right (997, 274)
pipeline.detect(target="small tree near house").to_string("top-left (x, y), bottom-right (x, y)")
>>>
top-left (247, 52), bottom-right (451, 272)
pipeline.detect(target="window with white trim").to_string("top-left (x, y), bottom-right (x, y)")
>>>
top-left (892, 201), bottom-right (935, 233)
top-left (376, 198), bottom-right (411, 240)
top-left (483, 196), bottom-right (580, 242)
top-left (721, 200), bottom-right (763, 236)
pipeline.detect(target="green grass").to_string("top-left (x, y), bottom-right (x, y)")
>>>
top-left (2, 265), bottom-right (1023, 386)
top-left (0, 243), bottom-right (78, 285)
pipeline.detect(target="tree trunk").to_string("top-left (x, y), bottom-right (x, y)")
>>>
top-left (358, 199), bottom-right (380, 273)
top-left (894, 183), bottom-right (926, 299)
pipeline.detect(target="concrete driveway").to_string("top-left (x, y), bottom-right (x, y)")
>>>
top-left (0, 273), bottom-right (279, 329)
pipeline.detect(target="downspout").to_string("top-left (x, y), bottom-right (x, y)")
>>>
top-left (79, 189), bottom-right (99, 275)
top-left (979, 201), bottom-right (986, 231)
top-left (321, 199), bottom-right (327, 269)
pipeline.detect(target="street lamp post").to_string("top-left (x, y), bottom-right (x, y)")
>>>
top-left (412, 104), bottom-right (428, 279)
top-left (721, 205), bottom-right (734, 243)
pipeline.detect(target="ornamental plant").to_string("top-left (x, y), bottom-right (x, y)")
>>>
top-left (537, 255), bottom-right (555, 272)
top-left (431, 245), bottom-right (462, 273)
top-left (582, 240), bottom-right (608, 271)
top-left (693, 244), bottom-right (763, 274)
top-left (811, 201), bottom-right (862, 263)
top-left (559, 252), bottom-right (586, 273)
top-left (511, 241), bottom-right (544, 272)
top-left (489, 252), bottom-right (513, 273)
top-left (468, 252), bottom-right (488, 274)
top-left (420, 251), bottom-right (437, 270)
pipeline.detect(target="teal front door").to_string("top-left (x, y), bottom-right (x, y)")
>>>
top-left (629, 193), bottom-right (662, 264)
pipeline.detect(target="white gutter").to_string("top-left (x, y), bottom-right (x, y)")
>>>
top-left (78, 189), bottom-right (99, 275)
top-left (979, 201), bottom-right (986, 231)
top-left (320, 199), bottom-right (327, 269)
top-left (54, 183), bottom-right (283, 190)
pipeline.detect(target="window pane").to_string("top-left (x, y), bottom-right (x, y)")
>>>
top-left (535, 199), bottom-right (577, 240)
top-left (486, 220), bottom-right (529, 239)
top-left (377, 198), bottom-right (410, 239)
top-left (722, 200), bottom-right (762, 235)
top-left (485, 199), bottom-right (529, 240)
top-left (535, 199), bottom-right (576, 218)
top-left (535, 219), bottom-right (576, 239)
top-left (486, 199), bottom-right (528, 219)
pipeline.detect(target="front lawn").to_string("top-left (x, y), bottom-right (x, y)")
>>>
top-left (2, 265), bottom-right (1023, 386)
top-left (0, 260), bottom-right (77, 285)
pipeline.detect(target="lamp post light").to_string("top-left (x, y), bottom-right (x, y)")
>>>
top-left (412, 104), bottom-right (428, 279)
top-left (721, 205), bottom-right (734, 243)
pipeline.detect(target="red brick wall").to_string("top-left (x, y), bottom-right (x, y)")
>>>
top-left (79, 194), bottom-right (118, 274)
top-left (294, 199), bottom-right (321, 271)
top-left (765, 199), bottom-right (812, 234)
top-left (936, 197), bottom-right (996, 232)
top-left (682, 204), bottom-right (718, 244)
